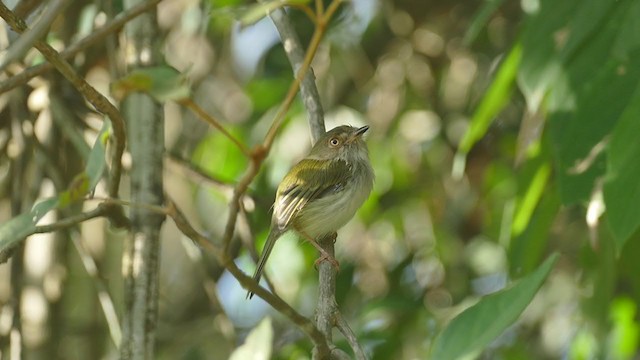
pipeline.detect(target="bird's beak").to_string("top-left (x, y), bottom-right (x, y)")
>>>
top-left (348, 125), bottom-right (369, 143)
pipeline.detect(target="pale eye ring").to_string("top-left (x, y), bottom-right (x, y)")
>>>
top-left (329, 138), bottom-right (340, 146)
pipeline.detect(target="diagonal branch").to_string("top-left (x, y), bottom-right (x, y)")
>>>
top-left (0, 0), bottom-right (162, 94)
top-left (335, 311), bottom-right (367, 360)
top-left (164, 198), bottom-right (332, 357)
top-left (0, 3), bottom-right (126, 198)
top-left (0, 0), bottom-right (70, 72)
top-left (179, 98), bottom-right (251, 157)
top-left (70, 230), bottom-right (122, 347)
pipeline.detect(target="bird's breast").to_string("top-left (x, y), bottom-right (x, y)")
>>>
top-left (294, 166), bottom-right (373, 239)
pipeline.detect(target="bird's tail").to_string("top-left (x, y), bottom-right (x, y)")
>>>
top-left (247, 229), bottom-right (279, 299)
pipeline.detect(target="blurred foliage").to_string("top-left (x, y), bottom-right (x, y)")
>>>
top-left (1, 0), bottom-right (640, 359)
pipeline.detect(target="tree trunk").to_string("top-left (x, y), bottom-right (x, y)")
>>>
top-left (119, 2), bottom-right (165, 359)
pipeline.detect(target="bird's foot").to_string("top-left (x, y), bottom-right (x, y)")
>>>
top-left (314, 250), bottom-right (340, 271)
top-left (298, 230), bottom-right (340, 272)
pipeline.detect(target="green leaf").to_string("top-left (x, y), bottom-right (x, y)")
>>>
top-left (58, 174), bottom-right (90, 207)
top-left (453, 43), bottom-right (521, 178)
top-left (59, 120), bottom-right (111, 207)
top-left (0, 197), bottom-right (59, 254)
top-left (0, 119), bottom-right (112, 255)
top-left (111, 66), bottom-right (190, 102)
top-left (431, 253), bottom-right (559, 360)
top-left (604, 83), bottom-right (640, 248)
top-left (509, 190), bottom-right (560, 276)
top-left (521, 0), bottom-right (640, 204)
top-left (550, 54), bottom-right (640, 204)
top-left (239, 0), bottom-right (310, 27)
top-left (512, 162), bottom-right (551, 237)
top-left (517, 0), bottom-right (578, 111)
top-left (229, 317), bottom-right (273, 360)
top-left (457, 43), bottom-right (521, 156)
top-left (86, 121), bottom-right (112, 189)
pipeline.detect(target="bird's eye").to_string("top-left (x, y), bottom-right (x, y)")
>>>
top-left (329, 138), bottom-right (340, 146)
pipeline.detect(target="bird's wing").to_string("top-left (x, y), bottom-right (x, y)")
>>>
top-left (273, 159), bottom-right (351, 230)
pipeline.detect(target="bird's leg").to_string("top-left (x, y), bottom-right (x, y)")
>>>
top-left (297, 230), bottom-right (340, 271)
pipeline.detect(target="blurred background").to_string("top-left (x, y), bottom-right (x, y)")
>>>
top-left (1, 0), bottom-right (639, 359)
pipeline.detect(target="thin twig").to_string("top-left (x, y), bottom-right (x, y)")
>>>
top-left (178, 98), bottom-right (251, 157)
top-left (289, 4), bottom-right (317, 24)
top-left (335, 312), bottom-right (367, 360)
top-left (165, 153), bottom-right (235, 189)
top-left (33, 206), bottom-right (107, 234)
top-left (0, 3), bottom-right (126, 198)
top-left (315, 0), bottom-right (325, 17)
top-left (70, 230), bottom-right (122, 347)
top-left (90, 197), bottom-right (169, 216)
top-left (0, 0), bottom-right (162, 94)
top-left (0, 0), bottom-right (70, 71)
top-left (221, 160), bottom-right (260, 253)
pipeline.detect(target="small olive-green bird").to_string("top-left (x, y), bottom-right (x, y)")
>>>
top-left (247, 125), bottom-right (374, 299)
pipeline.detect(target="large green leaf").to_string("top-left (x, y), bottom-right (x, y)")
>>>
top-left (538, 0), bottom-right (640, 204)
top-left (517, 0), bottom-right (579, 111)
top-left (431, 253), bottom-right (559, 360)
top-left (604, 83), bottom-right (640, 248)
top-left (550, 55), bottom-right (640, 204)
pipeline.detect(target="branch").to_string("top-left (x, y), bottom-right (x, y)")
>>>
top-left (262, 16), bottom-right (325, 149)
top-left (164, 199), bottom-right (332, 358)
top-left (0, 3), bottom-right (126, 198)
top-left (165, 153), bottom-right (235, 189)
top-left (269, 7), bottom-right (326, 143)
top-left (335, 312), bottom-right (367, 360)
top-left (33, 206), bottom-right (108, 234)
top-left (0, 0), bottom-right (69, 72)
top-left (261, 0), bottom-right (344, 150)
top-left (315, 235), bottom-right (338, 339)
top-left (31, 201), bottom-right (131, 235)
top-left (0, 0), bottom-right (162, 94)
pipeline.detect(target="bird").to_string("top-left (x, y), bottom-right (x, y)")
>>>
top-left (247, 125), bottom-right (374, 299)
